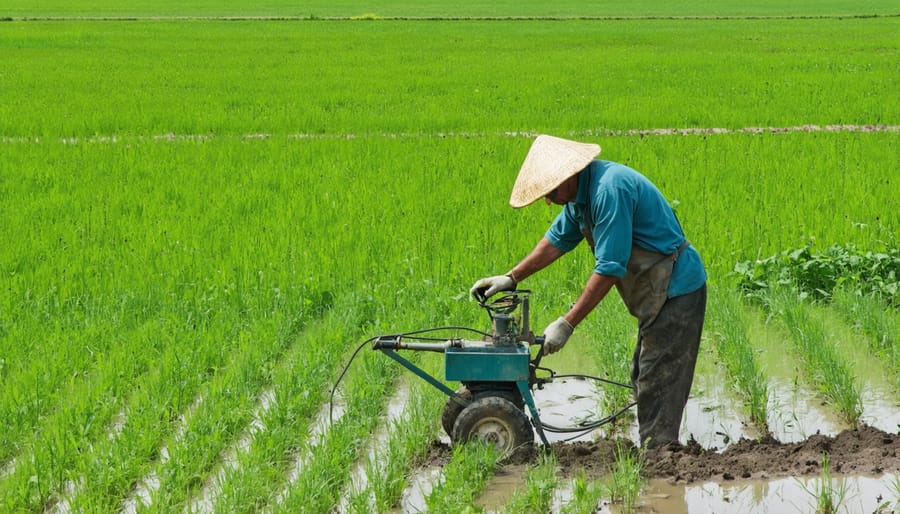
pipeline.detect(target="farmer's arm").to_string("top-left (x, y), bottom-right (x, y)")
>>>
top-left (508, 237), bottom-right (564, 282)
top-left (511, 203), bottom-right (585, 282)
top-left (560, 181), bottom-right (632, 327)
top-left (563, 272), bottom-right (618, 327)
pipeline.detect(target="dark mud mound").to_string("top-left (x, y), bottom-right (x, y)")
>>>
top-left (558, 425), bottom-right (900, 483)
top-left (427, 425), bottom-right (900, 483)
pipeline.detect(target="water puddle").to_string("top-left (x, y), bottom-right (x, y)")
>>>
top-left (641, 473), bottom-right (900, 514)
top-left (679, 363), bottom-right (754, 449)
top-left (533, 377), bottom-right (623, 443)
top-left (765, 376), bottom-right (845, 442)
top-left (396, 466), bottom-right (443, 513)
top-left (860, 386), bottom-right (900, 434)
top-left (474, 464), bottom-right (531, 511)
top-left (460, 467), bottom-right (900, 513)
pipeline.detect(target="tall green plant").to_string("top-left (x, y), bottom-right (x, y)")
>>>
top-left (832, 286), bottom-right (900, 390)
top-left (765, 289), bottom-right (862, 426)
top-left (501, 452), bottom-right (559, 514)
top-left (709, 286), bottom-right (770, 431)
top-left (799, 453), bottom-right (848, 514)
top-left (424, 442), bottom-right (500, 513)
top-left (605, 441), bottom-right (645, 514)
top-left (560, 469), bottom-right (604, 514)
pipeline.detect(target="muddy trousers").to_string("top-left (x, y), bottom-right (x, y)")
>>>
top-left (631, 283), bottom-right (707, 448)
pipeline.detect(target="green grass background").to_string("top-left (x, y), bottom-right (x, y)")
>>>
top-left (4, 0), bottom-right (899, 17)
top-left (0, 1), bottom-right (898, 510)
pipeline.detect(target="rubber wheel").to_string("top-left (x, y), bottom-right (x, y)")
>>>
top-left (441, 387), bottom-right (474, 437)
top-left (441, 387), bottom-right (524, 437)
top-left (451, 396), bottom-right (534, 456)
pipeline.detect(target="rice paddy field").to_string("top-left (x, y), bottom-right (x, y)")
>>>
top-left (1, 1), bottom-right (899, 512)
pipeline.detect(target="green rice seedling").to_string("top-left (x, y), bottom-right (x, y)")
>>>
top-left (500, 451), bottom-right (559, 514)
top-left (274, 348), bottom-right (397, 512)
top-left (144, 330), bottom-right (295, 511)
top-left (832, 286), bottom-right (900, 390)
top-left (560, 468), bottom-right (605, 514)
top-left (61, 288), bottom-right (319, 511)
top-left (798, 453), bottom-right (849, 514)
top-left (604, 440), bottom-right (645, 514)
top-left (709, 285), bottom-right (770, 431)
top-left (345, 376), bottom-right (445, 512)
top-left (424, 442), bottom-right (500, 513)
top-left (765, 289), bottom-right (863, 426)
top-left (0, 315), bottom-right (211, 511)
top-left (1, 3), bottom-right (899, 510)
top-left (2, 18), bottom-right (898, 140)
top-left (190, 309), bottom-right (355, 513)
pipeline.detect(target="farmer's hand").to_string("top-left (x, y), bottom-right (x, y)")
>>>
top-left (469, 274), bottom-right (516, 299)
top-left (542, 317), bottom-right (574, 355)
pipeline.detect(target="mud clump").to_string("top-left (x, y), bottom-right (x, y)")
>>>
top-left (427, 425), bottom-right (900, 482)
top-left (558, 425), bottom-right (900, 483)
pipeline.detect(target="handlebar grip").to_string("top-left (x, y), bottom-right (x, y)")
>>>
top-left (372, 337), bottom-right (400, 350)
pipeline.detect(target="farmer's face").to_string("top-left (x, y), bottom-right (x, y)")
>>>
top-left (545, 175), bottom-right (578, 205)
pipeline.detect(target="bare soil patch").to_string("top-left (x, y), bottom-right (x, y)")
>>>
top-left (425, 425), bottom-right (900, 483)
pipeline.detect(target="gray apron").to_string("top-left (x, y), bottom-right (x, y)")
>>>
top-left (581, 227), bottom-right (690, 328)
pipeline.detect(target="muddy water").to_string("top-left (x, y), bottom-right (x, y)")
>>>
top-left (533, 377), bottom-right (625, 443)
top-left (640, 473), bottom-right (900, 514)
top-left (473, 467), bottom-right (900, 513)
top-left (679, 360), bottom-right (754, 449)
top-left (397, 352), bottom-right (900, 513)
top-left (396, 466), bottom-right (442, 512)
top-left (472, 469), bottom-right (900, 513)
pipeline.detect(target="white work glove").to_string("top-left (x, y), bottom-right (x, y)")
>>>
top-left (542, 317), bottom-right (574, 356)
top-left (469, 274), bottom-right (516, 299)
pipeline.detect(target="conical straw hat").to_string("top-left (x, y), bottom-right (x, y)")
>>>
top-left (509, 135), bottom-right (601, 208)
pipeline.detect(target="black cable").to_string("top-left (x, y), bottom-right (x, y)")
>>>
top-left (551, 373), bottom-right (634, 390)
top-left (328, 325), bottom-right (492, 423)
top-left (332, 324), bottom-right (637, 442)
top-left (533, 373), bottom-right (636, 438)
top-left (329, 337), bottom-right (376, 424)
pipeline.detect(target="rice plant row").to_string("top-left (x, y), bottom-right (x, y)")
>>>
top-left (708, 287), bottom-right (770, 431)
top-left (764, 289), bottom-right (863, 426)
top-left (831, 287), bottom-right (900, 391)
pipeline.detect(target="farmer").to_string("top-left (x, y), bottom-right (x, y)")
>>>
top-left (470, 135), bottom-right (707, 448)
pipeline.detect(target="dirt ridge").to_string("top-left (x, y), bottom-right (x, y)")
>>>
top-left (427, 425), bottom-right (900, 483)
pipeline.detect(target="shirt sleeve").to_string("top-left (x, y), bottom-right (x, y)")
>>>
top-left (544, 204), bottom-right (584, 253)
top-left (589, 185), bottom-right (633, 277)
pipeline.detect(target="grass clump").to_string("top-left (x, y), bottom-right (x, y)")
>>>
top-left (709, 286), bottom-right (770, 431)
top-left (425, 442), bottom-right (500, 513)
top-left (765, 289), bottom-right (862, 426)
top-left (604, 441), bottom-right (646, 514)
top-left (500, 451), bottom-right (559, 514)
top-left (560, 468), bottom-right (604, 514)
top-left (734, 242), bottom-right (900, 308)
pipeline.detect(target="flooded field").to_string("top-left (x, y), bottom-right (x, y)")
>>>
top-left (395, 370), bottom-right (900, 513)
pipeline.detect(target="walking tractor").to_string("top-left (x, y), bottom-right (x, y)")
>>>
top-left (333, 291), bottom-right (635, 457)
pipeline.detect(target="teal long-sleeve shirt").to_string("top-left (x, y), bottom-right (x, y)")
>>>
top-left (544, 160), bottom-right (707, 298)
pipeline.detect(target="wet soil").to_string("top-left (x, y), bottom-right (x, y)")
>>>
top-left (425, 424), bottom-right (900, 484)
